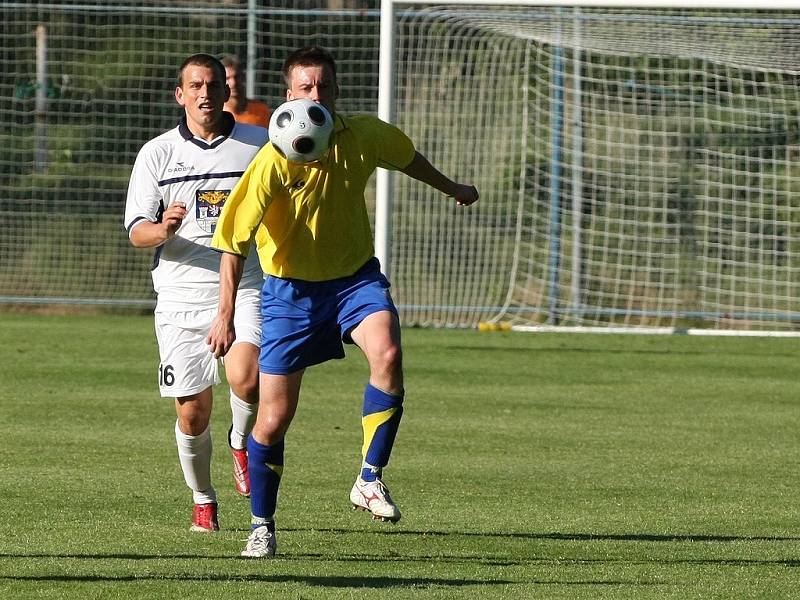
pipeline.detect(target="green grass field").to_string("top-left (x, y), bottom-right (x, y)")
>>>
top-left (2, 312), bottom-right (800, 599)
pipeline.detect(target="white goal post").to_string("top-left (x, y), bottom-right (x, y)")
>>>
top-left (377, 0), bottom-right (800, 334)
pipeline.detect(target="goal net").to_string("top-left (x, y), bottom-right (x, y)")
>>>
top-left (385, 2), bottom-right (800, 331)
top-left (0, 0), bottom-right (381, 308)
top-left (3, 2), bottom-right (800, 334)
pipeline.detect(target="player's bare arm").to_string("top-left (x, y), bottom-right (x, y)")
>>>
top-left (400, 151), bottom-right (479, 206)
top-left (206, 251), bottom-right (245, 358)
top-left (129, 202), bottom-right (187, 248)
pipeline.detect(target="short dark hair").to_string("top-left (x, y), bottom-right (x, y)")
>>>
top-left (177, 54), bottom-right (226, 87)
top-left (282, 46), bottom-right (337, 87)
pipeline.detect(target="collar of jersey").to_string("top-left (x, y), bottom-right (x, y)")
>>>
top-left (178, 112), bottom-right (236, 149)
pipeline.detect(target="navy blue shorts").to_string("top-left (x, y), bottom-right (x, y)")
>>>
top-left (258, 258), bottom-right (398, 374)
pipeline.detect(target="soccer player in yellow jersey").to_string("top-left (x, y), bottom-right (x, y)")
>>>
top-left (207, 46), bottom-right (479, 558)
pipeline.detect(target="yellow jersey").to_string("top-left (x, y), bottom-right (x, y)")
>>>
top-left (211, 113), bottom-right (416, 281)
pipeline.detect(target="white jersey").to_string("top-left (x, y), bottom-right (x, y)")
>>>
top-left (125, 113), bottom-right (267, 312)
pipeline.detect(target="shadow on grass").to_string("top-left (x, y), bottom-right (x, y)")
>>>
top-left (2, 529), bottom-right (799, 568)
top-left (2, 552), bottom-right (799, 571)
top-left (198, 524), bottom-right (800, 543)
top-left (283, 527), bottom-right (800, 544)
top-left (0, 573), bottom-right (675, 589)
top-left (0, 573), bottom-right (514, 588)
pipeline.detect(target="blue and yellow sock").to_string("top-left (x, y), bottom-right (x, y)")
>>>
top-left (247, 435), bottom-right (283, 529)
top-left (360, 383), bottom-right (404, 482)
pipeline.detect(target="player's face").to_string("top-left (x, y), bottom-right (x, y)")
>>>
top-left (286, 64), bottom-right (338, 116)
top-left (175, 64), bottom-right (229, 136)
top-left (225, 65), bottom-right (245, 100)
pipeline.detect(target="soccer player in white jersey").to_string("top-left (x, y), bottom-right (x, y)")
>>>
top-left (124, 54), bottom-right (268, 533)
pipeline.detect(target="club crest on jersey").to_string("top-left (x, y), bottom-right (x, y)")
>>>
top-left (196, 189), bottom-right (229, 233)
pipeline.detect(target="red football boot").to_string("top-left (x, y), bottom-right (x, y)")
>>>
top-left (231, 447), bottom-right (250, 497)
top-left (190, 503), bottom-right (219, 532)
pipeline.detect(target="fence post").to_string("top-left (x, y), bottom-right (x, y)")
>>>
top-left (35, 23), bottom-right (48, 173)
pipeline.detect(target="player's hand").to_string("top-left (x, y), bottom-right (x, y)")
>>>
top-left (206, 314), bottom-right (236, 359)
top-left (162, 201), bottom-right (187, 239)
top-left (453, 184), bottom-right (479, 207)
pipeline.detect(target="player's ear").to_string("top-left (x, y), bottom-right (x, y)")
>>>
top-left (224, 84), bottom-right (231, 103)
top-left (286, 89), bottom-right (293, 101)
top-left (175, 86), bottom-right (185, 106)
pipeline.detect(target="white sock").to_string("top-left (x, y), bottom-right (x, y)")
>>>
top-left (174, 420), bottom-right (216, 505)
top-left (229, 391), bottom-right (258, 450)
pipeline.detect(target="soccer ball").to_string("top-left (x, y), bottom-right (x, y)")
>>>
top-left (268, 98), bottom-right (334, 163)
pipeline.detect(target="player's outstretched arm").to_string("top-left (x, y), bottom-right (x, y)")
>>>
top-left (207, 252), bottom-right (245, 358)
top-left (400, 151), bottom-right (479, 207)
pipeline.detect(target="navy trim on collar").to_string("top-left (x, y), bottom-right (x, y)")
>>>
top-left (177, 112), bottom-right (236, 149)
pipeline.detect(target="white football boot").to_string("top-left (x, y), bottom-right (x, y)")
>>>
top-left (241, 524), bottom-right (277, 558)
top-left (350, 476), bottom-right (402, 523)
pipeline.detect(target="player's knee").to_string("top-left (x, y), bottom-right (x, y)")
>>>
top-left (229, 376), bottom-right (259, 404)
top-left (375, 342), bottom-right (402, 375)
top-left (176, 393), bottom-right (213, 435)
top-left (177, 411), bottom-right (211, 436)
top-left (224, 346), bottom-right (260, 400)
top-left (252, 415), bottom-right (290, 445)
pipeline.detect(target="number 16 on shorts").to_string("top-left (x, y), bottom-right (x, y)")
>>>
top-left (159, 363), bottom-right (175, 387)
top-left (154, 310), bottom-right (223, 397)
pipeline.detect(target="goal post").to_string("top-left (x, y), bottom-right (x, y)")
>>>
top-left (378, 0), bottom-right (800, 333)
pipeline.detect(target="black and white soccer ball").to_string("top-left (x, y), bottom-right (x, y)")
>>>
top-left (268, 98), bottom-right (334, 163)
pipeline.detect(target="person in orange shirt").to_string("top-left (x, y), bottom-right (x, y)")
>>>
top-left (220, 55), bottom-right (272, 128)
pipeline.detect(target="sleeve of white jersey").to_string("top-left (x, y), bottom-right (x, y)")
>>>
top-left (124, 142), bottom-right (163, 236)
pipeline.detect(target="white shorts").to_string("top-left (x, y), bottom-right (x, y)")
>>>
top-left (154, 288), bottom-right (261, 397)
